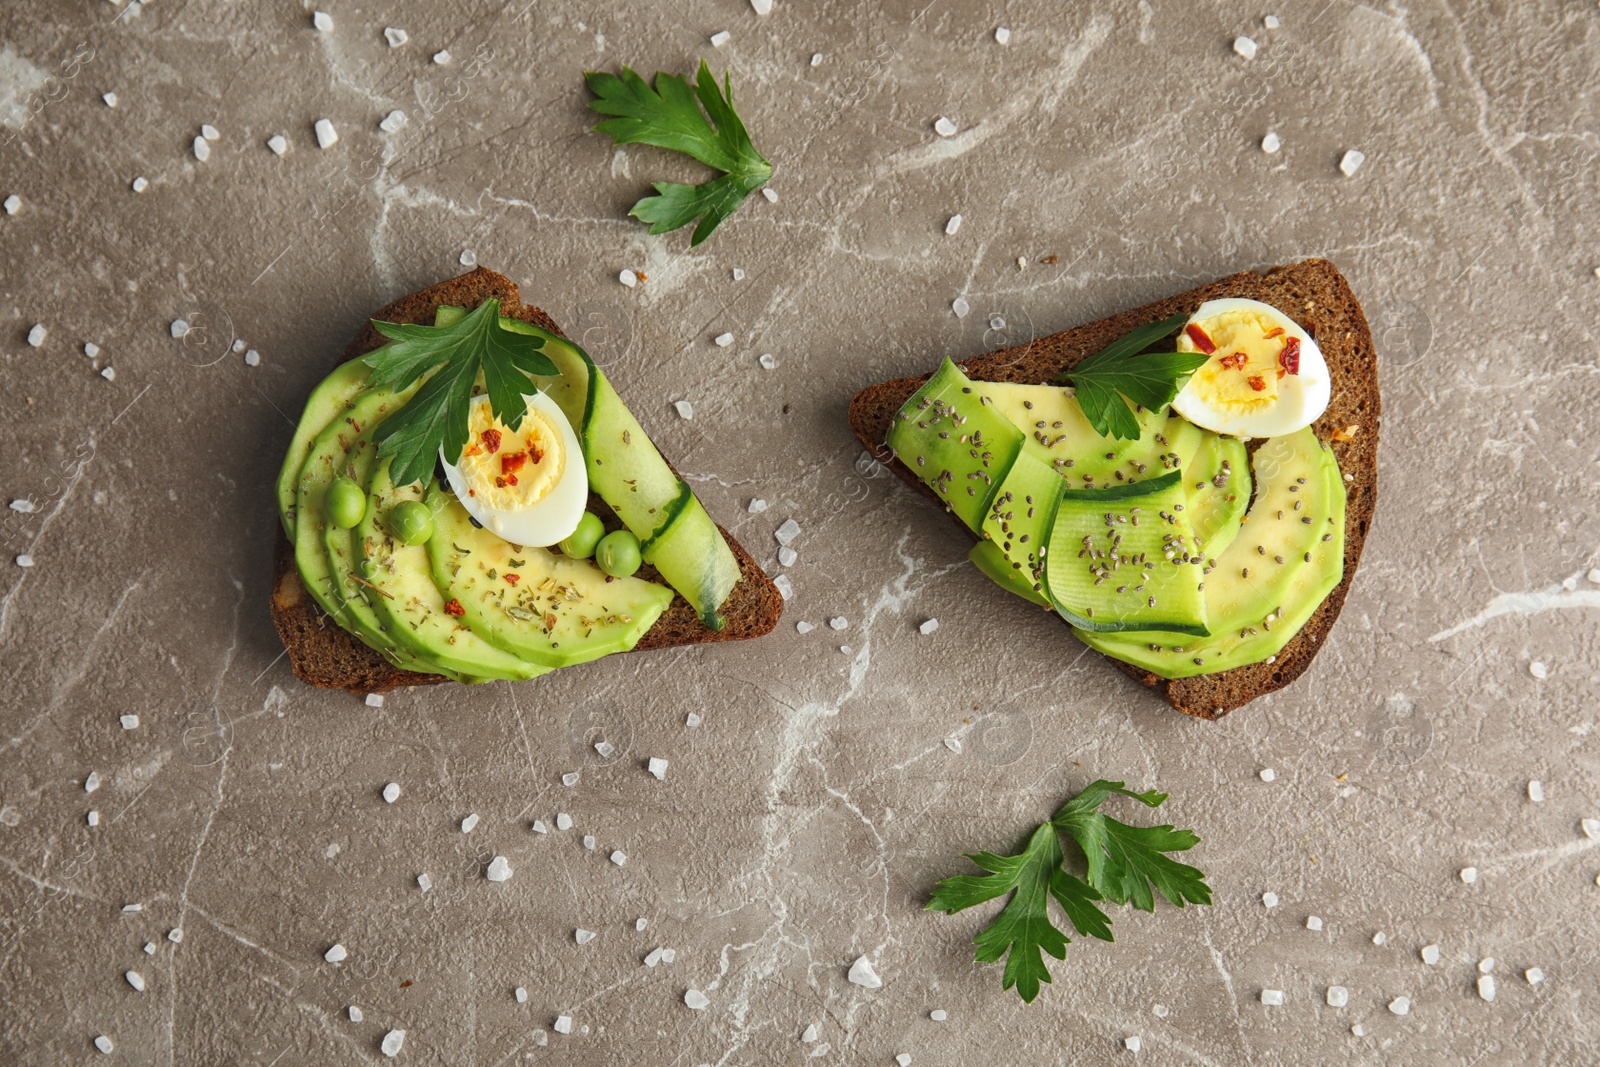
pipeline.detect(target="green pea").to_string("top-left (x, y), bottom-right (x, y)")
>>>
top-left (388, 500), bottom-right (435, 546)
top-left (326, 477), bottom-right (366, 529)
top-left (559, 512), bottom-right (606, 559)
top-left (594, 529), bottom-right (642, 578)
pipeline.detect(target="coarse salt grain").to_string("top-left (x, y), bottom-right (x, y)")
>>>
top-left (1584, 818), bottom-right (1600, 840)
top-left (761, 187), bottom-right (777, 202)
top-left (898, 1054), bottom-right (914, 1066)
top-left (1306, 915), bottom-right (1323, 932)
top-left (644, 947), bottom-right (664, 967)
top-left (810, 53), bottom-right (823, 66)
top-left (434, 50), bottom-right (451, 64)
top-left (324, 943), bottom-right (347, 963)
top-left (132, 176), bottom-right (149, 192)
top-left (714, 332), bottom-right (734, 347)
top-left (192, 136), bottom-right (210, 162)
top-left (1262, 131), bottom-right (1281, 154)
top-left (1528, 780), bottom-right (1545, 802)
top-left (1259, 768), bottom-right (1276, 782)
top-left (575, 928), bottom-right (596, 944)
top-left (555, 813), bottom-right (573, 830)
top-left (459, 250), bottom-right (476, 267)
top-left (1233, 35), bottom-right (1258, 59)
top-left (95, 1036), bottom-right (113, 1054)
top-left (1478, 974), bottom-right (1497, 1001)
top-left (121, 903), bottom-right (141, 913)
top-left (751, 0), bottom-right (772, 14)
top-left (101, 366), bottom-right (116, 381)
top-left (349, 1005), bottom-right (363, 1021)
top-left (1339, 149), bottom-right (1366, 176)
top-left (995, 27), bottom-right (1011, 44)
top-left (685, 712), bottom-right (702, 728)
top-left (674, 400), bottom-right (694, 419)
top-left (85, 772), bottom-right (100, 794)
top-left (168, 928), bottom-right (182, 943)
top-left (778, 545), bottom-right (797, 567)
top-left (417, 873), bottom-right (431, 891)
top-left (847, 955), bottom-right (882, 988)
top-left (380, 110), bottom-right (408, 133)
top-left (1460, 866), bottom-right (1477, 884)
top-left (709, 30), bottom-right (731, 47)
top-left (3, 194), bottom-right (19, 214)
top-left (120, 714), bottom-right (139, 730)
top-left (1264, 14), bottom-right (1280, 28)
top-left (554, 1015), bottom-right (573, 1034)
top-left (1262, 892), bottom-right (1278, 908)
top-left (759, 353), bottom-right (778, 369)
top-left (648, 757), bottom-right (668, 780)
top-left (27, 324), bottom-right (46, 347)
top-left (919, 618), bottom-right (939, 635)
top-left (775, 519), bottom-right (801, 546)
top-left (365, 692), bottom-right (384, 707)
top-left (594, 740), bottom-right (615, 758)
top-left (103, 91), bottom-right (118, 107)
top-left (1260, 989), bottom-right (1283, 1006)
top-left (1530, 661), bottom-right (1548, 678)
top-left (125, 970), bottom-right (145, 992)
top-left (313, 11), bottom-right (332, 31)
top-left (515, 987), bottom-right (527, 1003)
top-left (933, 116), bottom-right (957, 137)
top-left (952, 297), bottom-right (970, 318)
top-left (383, 27), bottom-right (408, 47)
top-left (1326, 985), bottom-right (1348, 1007)
top-left (87, 810), bottom-right (99, 826)
top-left (486, 855), bottom-right (513, 881)
top-left (772, 574), bottom-right (793, 599)
top-left (748, 498), bottom-right (768, 514)
top-left (619, 269), bottom-right (637, 288)
top-left (380, 1030), bottom-right (404, 1057)
top-left (610, 850), bottom-right (627, 866)
top-left (315, 118), bottom-right (338, 148)
top-left (267, 134), bottom-right (288, 155)
top-left (945, 214), bottom-right (962, 235)
top-left (582, 834), bottom-right (595, 850)
top-left (1388, 996), bottom-right (1410, 1015)
top-left (795, 621), bottom-right (813, 634)
top-left (944, 737), bottom-right (962, 753)
top-left (531, 819), bottom-right (547, 833)
top-left (1372, 931), bottom-right (1387, 945)
top-left (1479, 957), bottom-right (1496, 973)
top-left (732, 267), bottom-right (745, 281)
top-left (461, 813), bottom-right (479, 833)
top-left (685, 988), bottom-right (710, 1009)
top-left (931, 1009), bottom-right (948, 1021)
top-left (828, 616), bottom-right (848, 631)
top-left (201, 124), bottom-right (219, 141)
top-left (562, 772), bottom-right (580, 786)
top-left (1421, 944), bottom-right (1440, 965)
top-left (1526, 967), bottom-right (1544, 984)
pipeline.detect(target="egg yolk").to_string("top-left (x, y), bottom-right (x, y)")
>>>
top-left (1177, 309), bottom-right (1289, 410)
top-left (456, 398), bottom-right (565, 512)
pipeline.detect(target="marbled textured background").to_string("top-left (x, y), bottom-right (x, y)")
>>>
top-left (2, 1), bottom-right (1597, 1063)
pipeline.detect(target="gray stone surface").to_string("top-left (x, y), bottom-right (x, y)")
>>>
top-left (2, 2), bottom-right (1598, 1063)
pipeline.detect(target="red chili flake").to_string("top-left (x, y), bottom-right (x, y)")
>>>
top-left (399, 980), bottom-right (413, 989)
top-left (1184, 324), bottom-right (1216, 354)
top-left (1219, 351), bottom-right (1248, 371)
top-left (462, 444), bottom-right (482, 458)
top-left (444, 598), bottom-right (465, 617)
top-left (1263, 327), bottom-right (1285, 339)
top-left (1279, 336), bottom-right (1301, 375)
top-left (481, 428), bottom-right (502, 454)
top-left (500, 451), bottom-right (529, 476)
top-left (504, 573), bottom-right (520, 586)
top-left (1247, 374), bottom-right (1267, 392)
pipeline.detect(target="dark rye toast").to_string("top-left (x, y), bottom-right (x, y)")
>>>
top-left (271, 267), bottom-right (783, 693)
top-left (848, 259), bottom-right (1378, 719)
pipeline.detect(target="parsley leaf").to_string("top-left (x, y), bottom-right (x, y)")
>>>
top-left (1051, 313), bottom-right (1210, 440)
top-left (927, 779), bottom-right (1210, 1004)
top-left (586, 60), bottom-right (771, 246)
top-left (363, 299), bottom-right (557, 488)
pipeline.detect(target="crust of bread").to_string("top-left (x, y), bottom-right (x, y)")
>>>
top-left (846, 259), bottom-right (1378, 719)
top-left (270, 268), bottom-right (783, 693)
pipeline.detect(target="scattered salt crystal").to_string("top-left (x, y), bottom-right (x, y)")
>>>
top-left (1372, 931), bottom-right (1387, 945)
top-left (944, 737), bottom-right (962, 753)
top-left (461, 813), bottom-right (479, 833)
top-left (709, 30), bottom-right (731, 48)
top-left (2, 194), bottom-right (19, 214)
top-left (1326, 985), bottom-right (1348, 1007)
top-left (1388, 996), bottom-right (1410, 1015)
top-left (810, 53), bottom-right (823, 67)
top-left (417, 873), bottom-right (431, 891)
top-left (930, 1009), bottom-right (947, 1022)
top-left (95, 1036), bottom-right (113, 1054)
top-left (594, 740), bottom-right (615, 759)
top-left (1261, 131), bottom-right (1281, 154)
top-left (554, 1015), bottom-right (573, 1034)
top-left (761, 187), bottom-right (778, 202)
top-left (313, 11), bottom-right (332, 31)
top-left (775, 519), bottom-right (801, 546)
top-left (122, 903), bottom-right (141, 913)
top-left (315, 118), bottom-right (339, 149)
top-left (241, 348), bottom-right (261, 367)
top-left (1352, 1023), bottom-right (1366, 1036)
top-left (1584, 818), bottom-right (1600, 840)
top-left (1478, 974), bottom-right (1497, 1001)
top-left (120, 714), bottom-right (139, 730)
top-left (1460, 866), bottom-right (1477, 884)
top-left (514, 987), bottom-right (528, 1003)
top-left (1260, 989), bottom-right (1283, 1006)
top-left (751, 0), bottom-right (772, 13)
top-left (952, 297), bottom-right (970, 318)
top-left (9, 499), bottom-right (34, 512)
top-left (647, 757), bottom-right (668, 780)
top-left (847, 955), bottom-right (882, 988)
top-left (795, 621), bottom-right (814, 634)
top-left (619, 269), bottom-right (637, 288)
top-left (610, 850), bottom-right (627, 866)
top-left (433, 50), bottom-right (451, 64)
top-left (380, 1029), bottom-right (405, 1057)
top-left (714, 332), bottom-right (734, 347)
top-left (1306, 915), bottom-right (1323, 932)
top-left (582, 835), bottom-right (596, 850)
top-left (685, 989), bottom-right (710, 1010)
top-left (27, 324), bottom-right (46, 347)
top-left (1264, 14), bottom-right (1280, 28)
top-left (898, 1054), bottom-right (914, 1066)
top-left (778, 545), bottom-right (797, 567)
top-left (380, 110), bottom-right (408, 133)
top-left (1339, 149), bottom-right (1366, 176)
top-left (994, 27), bottom-right (1011, 44)
top-left (85, 772), bottom-right (100, 794)
top-left (1233, 35), bottom-right (1258, 59)
top-left (801, 1023), bottom-right (819, 1041)
top-left (201, 124), bottom-right (219, 141)
top-left (16, 554), bottom-right (34, 568)
top-left (945, 214), bottom-right (963, 235)
top-left (486, 855), bottom-right (513, 882)
top-left (267, 134), bottom-right (288, 155)
top-left (101, 366), bottom-right (116, 381)
top-left (988, 315), bottom-right (1006, 330)
top-left (933, 116), bottom-right (957, 137)
top-left (132, 176), bottom-right (149, 192)
top-left (828, 616), bottom-right (848, 631)
top-left (349, 1005), bottom-right (363, 1021)
top-left (772, 574), bottom-right (793, 599)
top-left (365, 692), bottom-right (384, 707)
top-left (644, 947), bottom-right (664, 967)
top-left (143, 942), bottom-right (155, 955)
top-left (325, 943), bottom-right (348, 963)
top-left (1259, 768), bottom-right (1276, 782)
top-left (636, 917), bottom-right (648, 931)
top-left (685, 713), bottom-right (702, 728)
top-left (840, 645), bottom-right (852, 653)
top-left (87, 810), bottom-right (99, 826)
top-left (384, 27), bottom-right (409, 47)
top-left (732, 267), bottom-right (745, 281)
top-left (125, 970), bottom-right (145, 991)
top-left (103, 91), bottom-right (118, 107)
top-left (759, 353), bottom-right (777, 369)
top-left (555, 813), bottom-right (573, 830)
top-left (459, 250), bottom-right (476, 268)
top-left (1421, 944), bottom-right (1440, 965)
top-left (1479, 957), bottom-right (1495, 973)
top-left (1589, 568), bottom-right (1600, 584)
top-left (1526, 967), bottom-right (1544, 985)
top-left (562, 772), bottom-right (580, 787)
top-left (748, 498), bottom-right (768, 514)
top-left (919, 618), bottom-right (939, 635)
top-left (193, 135), bottom-right (211, 161)
top-left (1528, 780), bottom-right (1545, 802)
top-left (168, 928), bottom-right (182, 943)
top-left (1262, 892), bottom-right (1278, 908)
top-left (674, 400), bottom-right (694, 420)
top-left (531, 819), bottom-right (547, 833)
top-left (575, 928), bottom-right (596, 944)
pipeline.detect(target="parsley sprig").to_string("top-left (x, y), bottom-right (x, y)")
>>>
top-left (364, 300), bottom-right (557, 488)
top-left (927, 780), bottom-right (1211, 1004)
top-left (1051, 313), bottom-right (1210, 440)
top-left (585, 60), bottom-right (771, 246)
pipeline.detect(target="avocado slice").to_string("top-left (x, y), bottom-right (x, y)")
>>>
top-left (1076, 428), bottom-right (1345, 677)
top-left (356, 460), bottom-right (547, 682)
top-left (425, 481), bottom-right (674, 667)
top-left (885, 358), bottom-right (1025, 533)
top-left (276, 359), bottom-right (372, 537)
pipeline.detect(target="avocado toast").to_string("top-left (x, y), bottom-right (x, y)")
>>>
top-left (848, 259), bottom-right (1378, 719)
top-left (271, 267), bottom-right (782, 693)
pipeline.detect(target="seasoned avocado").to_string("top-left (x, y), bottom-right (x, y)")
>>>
top-left (276, 359), bottom-right (372, 536)
top-left (425, 482), bottom-right (673, 668)
top-left (357, 460), bottom-right (547, 682)
top-left (885, 358), bottom-right (1025, 532)
top-left (1076, 428), bottom-right (1344, 677)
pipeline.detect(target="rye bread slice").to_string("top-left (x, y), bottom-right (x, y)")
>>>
top-left (270, 267), bottom-right (783, 693)
top-left (847, 258), bottom-right (1378, 719)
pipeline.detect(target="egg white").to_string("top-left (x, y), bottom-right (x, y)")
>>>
top-left (1171, 298), bottom-right (1331, 438)
top-left (440, 391), bottom-right (588, 547)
